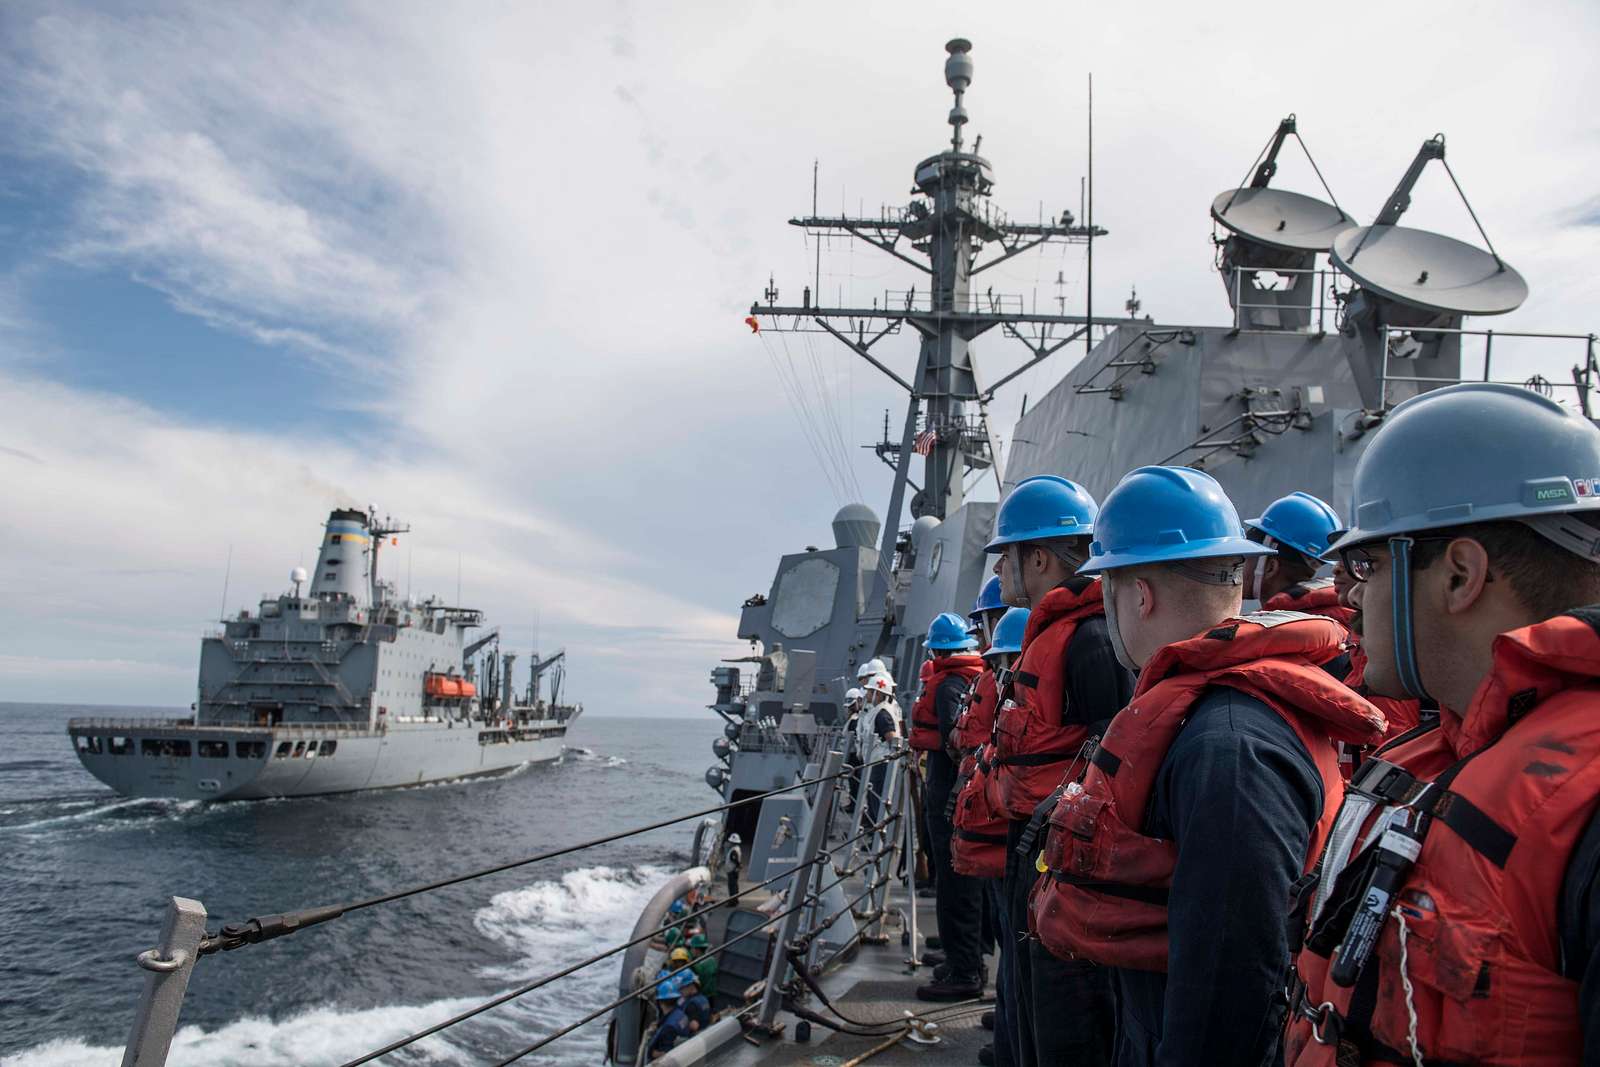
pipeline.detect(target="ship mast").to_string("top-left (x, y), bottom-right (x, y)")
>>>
top-left (751, 38), bottom-right (1126, 664)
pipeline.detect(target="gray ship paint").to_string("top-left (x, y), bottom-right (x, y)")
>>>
top-left (68, 508), bottom-right (580, 800)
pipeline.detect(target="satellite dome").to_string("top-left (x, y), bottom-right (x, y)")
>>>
top-left (910, 514), bottom-right (941, 551)
top-left (291, 566), bottom-right (309, 585)
top-left (832, 503), bottom-right (881, 550)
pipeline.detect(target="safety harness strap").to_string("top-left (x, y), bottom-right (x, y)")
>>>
top-left (1049, 870), bottom-right (1170, 906)
top-left (956, 827), bottom-right (1008, 846)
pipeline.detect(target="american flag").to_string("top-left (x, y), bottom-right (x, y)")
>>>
top-left (913, 429), bottom-right (938, 456)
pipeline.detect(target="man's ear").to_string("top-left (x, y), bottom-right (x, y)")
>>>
top-left (1134, 576), bottom-right (1157, 621)
top-left (1440, 537), bottom-right (1492, 615)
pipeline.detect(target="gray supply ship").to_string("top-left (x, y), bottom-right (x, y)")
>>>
top-left (101, 36), bottom-right (1594, 1067)
top-left (67, 507), bottom-right (581, 800)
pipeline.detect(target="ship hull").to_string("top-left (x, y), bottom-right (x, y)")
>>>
top-left (67, 714), bottom-right (578, 801)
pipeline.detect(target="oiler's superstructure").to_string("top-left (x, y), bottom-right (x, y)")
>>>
top-left (68, 508), bottom-right (580, 800)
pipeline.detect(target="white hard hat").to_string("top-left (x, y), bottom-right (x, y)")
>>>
top-left (856, 658), bottom-right (887, 681)
top-left (866, 674), bottom-right (895, 694)
top-left (844, 687), bottom-right (864, 705)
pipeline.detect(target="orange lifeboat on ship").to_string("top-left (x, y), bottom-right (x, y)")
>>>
top-left (423, 673), bottom-right (477, 699)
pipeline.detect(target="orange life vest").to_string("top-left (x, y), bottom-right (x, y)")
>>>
top-left (1264, 576), bottom-right (1357, 627)
top-left (951, 744), bottom-right (1010, 878)
top-left (951, 670), bottom-right (998, 754)
top-left (909, 654), bottom-right (983, 751)
top-left (1028, 611), bottom-right (1386, 972)
top-left (1335, 639), bottom-right (1424, 779)
top-left (993, 580), bottom-right (1107, 821)
top-left (1286, 610), bottom-right (1600, 1067)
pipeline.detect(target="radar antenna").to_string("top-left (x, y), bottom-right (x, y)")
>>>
top-left (1330, 134), bottom-right (1528, 408)
top-left (1211, 115), bottom-right (1355, 329)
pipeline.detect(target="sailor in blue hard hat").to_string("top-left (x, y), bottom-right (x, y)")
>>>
top-left (910, 611), bottom-right (987, 1003)
top-left (982, 473), bottom-right (1129, 1064)
top-left (1066, 464), bottom-right (1380, 1067)
top-left (1241, 491), bottom-right (1347, 614)
top-left (1289, 384), bottom-right (1600, 1064)
top-left (986, 475), bottom-right (1099, 609)
top-left (983, 606), bottom-right (1027, 668)
top-left (968, 575), bottom-right (1008, 649)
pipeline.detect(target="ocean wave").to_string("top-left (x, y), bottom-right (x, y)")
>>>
top-left (0, 797), bottom-right (208, 834)
top-left (560, 747), bottom-right (627, 768)
top-left (3, 863), bottom-right (681, 1067)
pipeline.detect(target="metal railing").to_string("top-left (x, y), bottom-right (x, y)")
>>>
top-left (1228, 265), bottom-right (1348, 334)
top-left (1378, 325), bottom-right (1598, 413)
top-left (67, 718), bottom-right (376, 735)
top-left (112, 743), bottom-right (914, 1067)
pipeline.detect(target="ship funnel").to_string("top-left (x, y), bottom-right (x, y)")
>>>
top-left (309, 508), bottom-right (372, 609)
top-left (832, 503), bottom-right (881, 550)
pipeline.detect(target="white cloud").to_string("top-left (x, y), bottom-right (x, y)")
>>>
top-left (1, 0), bottom-right (1597, 712)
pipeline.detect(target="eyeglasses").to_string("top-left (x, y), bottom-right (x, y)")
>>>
top-left (1337, 536), bottom-right (1460, 583)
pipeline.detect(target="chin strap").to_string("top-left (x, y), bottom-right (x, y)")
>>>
top-left (1008, 544), bottom-right (1031, 607)
top-left (1100, 573), bottom-right (1144, 675)
top-left (1389, 536), bottom-right (1432, 702)
top-left (1251, 536), bottom-right (1276, 602)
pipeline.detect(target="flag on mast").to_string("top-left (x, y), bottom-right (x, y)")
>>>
top-left (913, 429), bottom-right (938, 456)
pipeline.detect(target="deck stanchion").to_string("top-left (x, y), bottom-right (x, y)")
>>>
top-left (121, 896), bottom-right (207, 1067)
top-left (755, 749), bottom-right (845, 1032)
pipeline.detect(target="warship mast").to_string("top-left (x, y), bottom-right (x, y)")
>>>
top-left (751, 38), bottom-right (1129, 668)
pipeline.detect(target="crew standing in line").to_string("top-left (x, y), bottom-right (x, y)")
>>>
top-left (987, 475), bottom-right (1133, 1067)
top-left (1027, 465), bottom-right (1384, 1066)
top-left (909, 612), bottom-right (988, 1000)
top-left (1242, 491), bottom-right (1353, 623)
top-left (951, 603), bottom-right (1029, 1067)
top-left (1285, 384), bottom-right (1600, 1064)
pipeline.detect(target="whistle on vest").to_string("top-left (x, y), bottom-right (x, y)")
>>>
top-left (1329, 816), bottom-right (1425, 987)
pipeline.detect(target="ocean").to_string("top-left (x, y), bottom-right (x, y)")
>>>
top-left (0, 702), bottom-right (721, 1066)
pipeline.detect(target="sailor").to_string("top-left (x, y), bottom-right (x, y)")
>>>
top-left (858, 673), bottom-right (901, 824)
top-left (1242, 491), bottom-right (1352, 623)
top-left (1285, 384), bottom-right (1600, 1066)
top-left (1027, 465), bottom-right (1384, 1067)
top-left (856, 657), bottom-right (887, 685)
top-left (910, 612), bottom-right (987, 1001)
top-left (686, 931), bottom-right (719, 1000)
top-left (987, 475), bottom-right (1133, 1067)
top-left (950, 605), bottom-right (1029, 1067)
top-left (840, 685), bottom-right (867, 812)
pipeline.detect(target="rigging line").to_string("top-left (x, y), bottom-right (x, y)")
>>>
top-left (488, 884), bottom-right (825, 1066)
top-left (764, 332), bottom-right (846, 504)
top-left (776, 329), bottom-right (845, 499)
top-left (1439, 157), bottom-right (1503, 266)
top-left (805, 333), bottom-right (863, 503)
top-left (199, 758), bottom-right (897, 958)
top-left (790, 331), bottom-right (859, 505)
top-left (1292, 131), bottom-right (1344, 216)
top-left (334, 828), bottom-right (884, 1067)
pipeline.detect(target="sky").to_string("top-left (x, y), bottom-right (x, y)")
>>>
top-left (1, 1), bottom-right (1596, 716)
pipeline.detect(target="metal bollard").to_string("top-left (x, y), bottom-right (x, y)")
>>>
top-left (755, 749), bottom-right (844, 1031)
top-left (122, 896), bottom-right (207, 1067)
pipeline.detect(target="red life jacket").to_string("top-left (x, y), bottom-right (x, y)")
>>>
top-left (993, 580), bottom-right (1107, 821)
top-left (951, 744), bottom-right (1009, 878)
top-left (1286, 610), bottom-right (1600, 1067)
top-left (1264, 576), bottom-right (1357, 627)
top-left (951, 670), bottom-right (998, 753)
top-left (909, 654), bottom-right (983, 751)
top-left (1029, 611), bottom-right (1386, 972)
top-left (1334, 639), bottom-right (1424, 779)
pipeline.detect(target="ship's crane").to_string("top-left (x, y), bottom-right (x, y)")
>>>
top-left (525, 649), bottom-right (567, 707)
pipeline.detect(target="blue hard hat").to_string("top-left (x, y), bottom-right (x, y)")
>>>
top-left (985, 607), bottom-right (1029, 656)
top-left (926, 612), bottom-right (978, 650)
top-left (1079, 466), bottom-right (1273, 574)
top-left (985, 476), bottom-right (1098, 550)
top-left (968, 576), bottom-right (1005, 619)
top-left (1246, 491), bottom-right (1343, 562)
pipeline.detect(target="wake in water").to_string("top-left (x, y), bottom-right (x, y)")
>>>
top-left (4, 863), bottom-right (677, 1067)
top-left (0, 796), bottom-right (210, 834)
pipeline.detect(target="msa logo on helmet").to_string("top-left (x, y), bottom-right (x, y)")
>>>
top-left (1536, 486), bottom-right (1574, 502)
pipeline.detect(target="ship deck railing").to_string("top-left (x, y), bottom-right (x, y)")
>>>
top-left (110, 744), bottom-right (917, 1067)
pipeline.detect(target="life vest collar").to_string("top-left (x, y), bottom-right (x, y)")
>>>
top-left (1448, 606), bottom-right (1600, 759)
top-left (1021, 578), bottom-right (1102, 649)
top-left (1139, 610), bottom-right (1385, 746)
